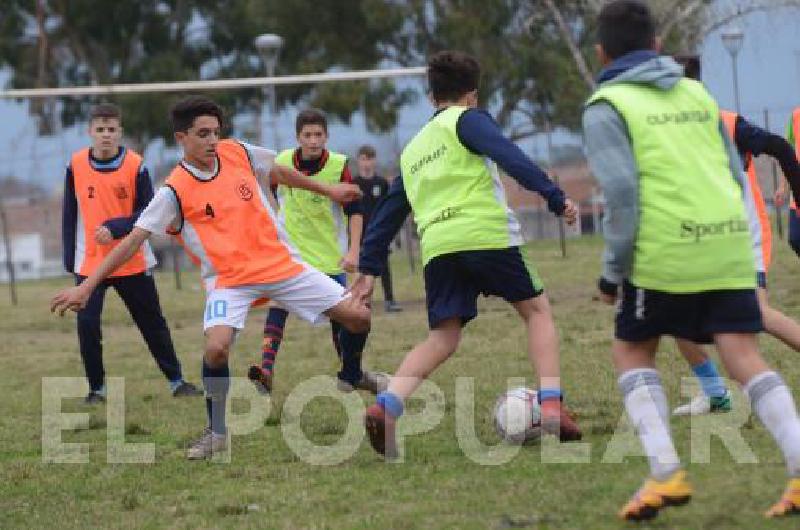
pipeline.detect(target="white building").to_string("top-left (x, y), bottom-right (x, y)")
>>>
top-left (0, 233), bottom-right (63, 282)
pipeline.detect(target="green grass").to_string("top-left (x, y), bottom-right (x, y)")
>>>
top-left (3, 236), bottom-right (800, 529)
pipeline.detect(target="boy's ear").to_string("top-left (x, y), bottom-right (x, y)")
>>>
top-left (595, 44), bottom-right (611, 67)
top-left (174, 131), bottom-right (185, 144)
top-left (653, 37), bottom-right (663, 53)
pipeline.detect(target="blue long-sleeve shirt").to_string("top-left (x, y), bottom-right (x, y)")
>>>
top-left (62, 147), bottom-right (154, 272)
top-left (734, 116), bottom-right (800, 205)
top-left (359, 108), bottom-right (566, 275)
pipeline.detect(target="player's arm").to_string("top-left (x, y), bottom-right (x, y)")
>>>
top-left (51, 227), bottom-right (151, 315)
top-left (340, 164), bottom-right (363, 272)
top-left (455, 109), bottom-right (577, 224)
top-left (100, 165), bottom-right (155, 242)
top-left (61, 165), bottom-right (78, 273)
top-left (270, 163), bottom-right (362, 204)
top-left (722, 119), bottom-right (764, 273)
top-left (350, 176), bottom-right (411, 304)
top-left (734, 116), bottom-right (800, 207)
top-left (583, 101), bottom-right (639, 304)
top-left (51, 186), bottom-right (177, 315)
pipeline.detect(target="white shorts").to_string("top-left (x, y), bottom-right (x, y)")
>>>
top-left (202, 266), bottom-right (347, 331)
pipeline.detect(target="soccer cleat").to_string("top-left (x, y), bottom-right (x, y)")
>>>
top-left (337, 371), bottom-right (389, 394)
top-left (540, 400), bottom-right (583, 441)
top-left (384, 301), bottom-right (403, 313)
top-left (765, 478), bottom-right (800, 518)
top-left (186, 427), bottom-right (227, 460)
top-left (247, 365), bottom-right (273, 395)
top-left (619, 470), bottom-right (692, 521)
top-left (172, 381), bottom-right (203, 397)
top-left (364, 404), bottom-right (397, 460)
top-left (672, 391), bottom-right (732, 416)
top-left (84, 391), bottom-right (106, 405)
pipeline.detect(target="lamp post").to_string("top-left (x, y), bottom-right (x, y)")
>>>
top-left (254, 33), bottom-right (284, 149)
top-left (721, 25), bottom-right (745, 114)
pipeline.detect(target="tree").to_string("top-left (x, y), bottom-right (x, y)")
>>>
top-left (536, 0), bottom-right (800, 92)
top-left (0, 1), bottom-right (414, 145)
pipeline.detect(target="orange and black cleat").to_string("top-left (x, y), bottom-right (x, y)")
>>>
top-left (619, 470), bottom-right (692, 521)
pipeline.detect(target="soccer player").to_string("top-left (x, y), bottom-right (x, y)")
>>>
top-left (353, 144), bottom-right (402, 313)
top-left (52, 96), bottom-right (369, 460)
top-left (247, 109), bottom-right (386, 396)
top-left (350, 50), bottom-right (583, 460)
top-left (776, 107), bottom-right (800, 257)
top-left (586, 1), bottom-right (800, 520)
top-left (673, 110), bottom-right (800, 416)
top-left (62, 102), bottom-right (201, 403)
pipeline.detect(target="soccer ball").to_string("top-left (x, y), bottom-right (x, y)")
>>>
top-left (493, 387), bottom-right (541, 444)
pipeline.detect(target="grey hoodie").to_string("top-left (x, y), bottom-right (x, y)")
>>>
top-left (582, 56), bottom-right (758, 286)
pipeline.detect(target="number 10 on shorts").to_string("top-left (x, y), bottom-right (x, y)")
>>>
top-left (205, 300), bottom-right (228, 322)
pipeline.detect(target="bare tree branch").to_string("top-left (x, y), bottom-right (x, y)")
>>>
top-left (539, 0), bottom-right (596, 90)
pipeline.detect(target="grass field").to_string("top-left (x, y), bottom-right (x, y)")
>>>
top-left (3, 236), bottom-right (800, 529)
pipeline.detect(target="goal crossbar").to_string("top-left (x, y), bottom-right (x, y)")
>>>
top-left (0, 66), bottom-right (427, 99)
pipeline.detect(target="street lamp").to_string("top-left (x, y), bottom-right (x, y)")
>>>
top-left (254, 33), bottom-right (284, 149)
top-left (721, 25), bottom-right (745, 114)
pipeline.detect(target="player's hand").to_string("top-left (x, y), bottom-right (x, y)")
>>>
top-left (775, 187), bottom-right (787, 208)
top-left (347, 274), bottom-right (376, 306)
top-left (562, 199), bottom-right (578, 226)
top-left (340, 250), bottom-right (359, 273)
top-left (94, 226), bottom-right (113, 245)
top-left (595, 277), bottom-right (618, 305)
top-left (327, 183), bottom-right (363, 204)
top-left (597, 290), bottom-right (617, 305)
top-left (50, 286), bottom-right (90, 316)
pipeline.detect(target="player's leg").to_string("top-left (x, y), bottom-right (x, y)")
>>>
top-left (511, 295), bottom-right (581, 441)
top-left (758, 286), bottom-right (800, 352)
top-left (614, 282), bottom-right (694, 521)
top-left (365, 318), bottom-right (462, 458)
top-left (248, 306), bottom-right (289, 394)
top-left (616, 337), bottom-right (692, 521)
top-left (462, 246), bottom-right (581, 440)
top-left (381, 256), bottom-right (401, 312)
top-left (112, 272), bottom-right (201, 396)
top-left (326, 272), bottom-right (385, 393)
top-left (714, 332), bottom-right (800, 518)
top-left (364, 252), bottom-right (470, 458)
top-left (672, 339), bottom-right (731, 416)
top-left (703, 287), bottom-right (800, 517)
top-left (187, 287), bottom-right (254, 460)
top-left (264, 267), bottom-right (382, 391)
top-left (75, 276), bottom-right (109, 403)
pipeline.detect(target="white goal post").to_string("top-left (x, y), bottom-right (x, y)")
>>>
top-left (0, 67), bottom-right (428, 99)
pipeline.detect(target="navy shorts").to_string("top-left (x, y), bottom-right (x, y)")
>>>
top-left (423, 247), bottom-right (543, 329)
top-left (615, 281), bottom-right (763, 344)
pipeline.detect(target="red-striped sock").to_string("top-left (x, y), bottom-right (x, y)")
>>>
top-left (261, 324), bottom-right (283, 375)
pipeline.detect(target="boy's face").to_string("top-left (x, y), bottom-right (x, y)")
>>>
top-left (357, 154), bottom-right (376, 177)
top-left (297, 124), bottom-right (327, 158)
top-left (175, 115), bottom-right (221, 168)
top-left (88, 117), bottom-right (122, 155)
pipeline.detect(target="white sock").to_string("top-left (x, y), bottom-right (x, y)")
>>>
top-left (618, 368), bottom-right (681, 481)
top-left (744, 371), bottom-right (800, 477)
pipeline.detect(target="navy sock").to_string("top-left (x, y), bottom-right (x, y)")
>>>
top-left (202, 359), bottom-right (230, 435)
top-left (337, 328), bottom-right (367, 384)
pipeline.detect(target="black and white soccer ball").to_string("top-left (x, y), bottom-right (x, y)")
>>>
top-left (493, 387), bottom-right (542, 444)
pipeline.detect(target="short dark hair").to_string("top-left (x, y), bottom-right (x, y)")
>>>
top-left (357, 145), bottom-right (376, 159)
top-left (170, 96), bottom-right (225, 133)
top-left (674, 54), bottom-right (701, 81)
top-left (597, 0), bottom-right (655, 60)
top-left (296, 108), bottom-right (328, 135)
top-left (427, 50), bottom-right (480, 103)
top-left (90, 103), bottom-right (121, 122)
